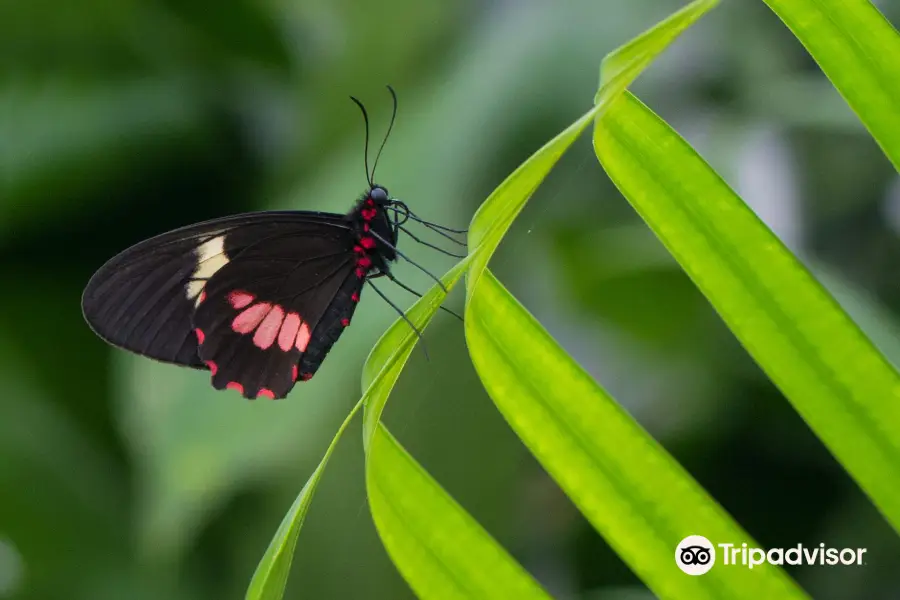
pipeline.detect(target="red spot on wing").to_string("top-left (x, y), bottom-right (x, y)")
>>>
top-left (228, 290), bottom-right (255, 309)
top-left (198, 290), bottom-right (207, 304)
top-left (353, 245), bottom-right (364, 254)
top-left (300, 372), bottom-right (313, 381)
top-left (341, 318), bottom-right (350, 327)
top-left (232, 302), bottom-right (271, 334)
top-left (253, 304), bottom-right (285, 350)
top-left (361, 208), bottom-right (377, 220)
top-left (205, 360), bottom-right (218, 375)
top-left (279, 312), bottom-right (302, 352)
top-left (195, 328), bottom-right (205, 344)
top-left (226, 382), bottom-right (244, 394)
top-left (360, 237), bottom-right (376, 249)
top-left (363, 224), bottom-right (370, 232)
top-left (291, 365), bottom-right (298, 381)
top-left (351, 292), bottom-right (359, 302)
top-left (357, 256), bottom-right (372, 269)
top-left (258, 388), bottom-right (275, 399)
top-left (355, 267), bottom-right (365, 278)
top-left (295, 322), bottom-right (311, 352)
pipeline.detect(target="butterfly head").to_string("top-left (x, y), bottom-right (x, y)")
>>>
top-left (368, 185), bottom-right (390, 205)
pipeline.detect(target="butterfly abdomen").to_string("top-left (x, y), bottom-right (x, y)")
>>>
top-left (296, 272), bottom-right (365, 379)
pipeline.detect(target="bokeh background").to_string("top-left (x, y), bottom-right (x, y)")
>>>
top-left (3, 0), bottom-right (900, 598)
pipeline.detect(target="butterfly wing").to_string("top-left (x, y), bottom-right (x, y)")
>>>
top-left (81, 211), bottom-right (358, 388)
top-left (191, 226), bottom-right (365, 399)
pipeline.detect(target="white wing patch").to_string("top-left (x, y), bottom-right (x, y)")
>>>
top-left (186, 235), bottom-right (229, 306)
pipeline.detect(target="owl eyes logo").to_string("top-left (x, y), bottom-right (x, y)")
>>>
top-left (675, 535), bottom-right (716, 575)
top-left (681, 545), bottom-right (712, 565)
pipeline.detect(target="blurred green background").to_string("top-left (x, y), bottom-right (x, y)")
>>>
top-left (3, 0), bottom-right (900, 598)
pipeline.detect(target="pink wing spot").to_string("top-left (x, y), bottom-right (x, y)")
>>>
top-left (351, 292), bottom-right (359, 303)
top-left (357, 256), bottom-right (372, 269)
top-left (228, 290), bottom-right (255, 309)
top-left (353, 245), bottom-right (364, 254)
top-left (295, 321), bottom-right (312, 352)
top-left (205, 360), bottom-right (218, 375)
top-left (363, 224), bottom-right (370, 232)
top-left (258, 388), bottom-right (275, 399)
top-left (361, 208), bottom-right (377, 220)
top-left (278, 312), bottom-right (302, 352)
top-left (227, 382), bottom-right (244, 395)
top-left (195, 328), bottom-right (205, 344)
top-left (232, 302), bottom-right (271, 334)
top-left (301, 372), bottom-right (313, 381)
top-left (355, 267), bottom-right (365, 278)
top-left (291, 365), bottom-right (298, 381)
top-left (253, 304), bottom-right (285, 350)
top-left (341, 318), bottom-right (350, 327)
top-left (360, 237), bottom-right (376, 249)
top-left (367, 198), bottom-right (375, 206)
top-left (198, 290), bottom-right (207, 304)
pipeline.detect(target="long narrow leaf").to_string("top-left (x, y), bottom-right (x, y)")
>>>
top-left (245, 397), bottom-right (364, 600)
top-left (760, 0), bottom-right (900, 171)
top-left (593, 91), bottom-right (900, 533)
top-left (360, 259), bottom-right (552, 599)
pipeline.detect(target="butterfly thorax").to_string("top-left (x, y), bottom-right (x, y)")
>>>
top-left (346, 186), bottom-right (398, 277)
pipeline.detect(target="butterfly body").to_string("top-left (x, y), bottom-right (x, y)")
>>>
top-left (82, 186), bottom-right (401, 399)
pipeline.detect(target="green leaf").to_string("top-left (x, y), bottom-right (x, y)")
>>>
top-left (596, 0), bottom-right (718, 103)
top-left (360, 258), bottom-right (551, 600)
top-left (245, 397), bottom-right (364, 600)
top-left (759, 0), bottom-right (900, 171)
top-left (365, 427), bottom-right (550, 600)
top-left (593, 91), bottom-right (900, 533)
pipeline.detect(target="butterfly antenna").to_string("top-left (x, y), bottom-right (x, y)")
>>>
top-left (382, 271), bottom-right (464, 321)
top-left (398, 224), bottom-right (466, 258)
top-left (366, 280), bottom-right (430, 360)
top-left (370, 85), bottom-right (398, 183)
top-left (367, 230), bottom-right (449, 293)
top-left (349, 95), bottom-right (373, 186)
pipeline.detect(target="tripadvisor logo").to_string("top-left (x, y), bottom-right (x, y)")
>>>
top-left (675, 535), bottom-right (715, 576)
top-left (676, 536), bottom-right (867, 575)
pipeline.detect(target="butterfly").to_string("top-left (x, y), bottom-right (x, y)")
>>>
top-left (81, 87), bottom-right (465, 400)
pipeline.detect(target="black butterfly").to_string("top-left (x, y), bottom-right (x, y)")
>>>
top-left (82, 88), bottom-right (465, 400)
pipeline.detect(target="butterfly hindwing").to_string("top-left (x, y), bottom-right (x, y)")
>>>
top-left (192, 229), bottom-right (364, 399)
top-left (81, 211), bottom-right (353, 373)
